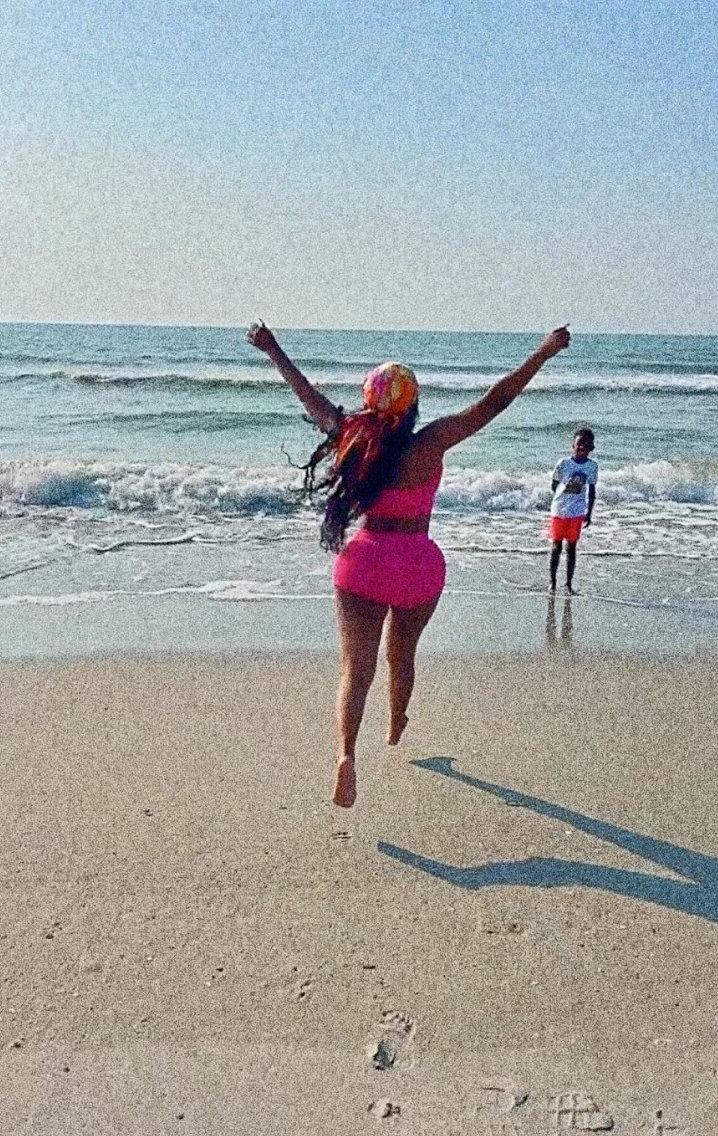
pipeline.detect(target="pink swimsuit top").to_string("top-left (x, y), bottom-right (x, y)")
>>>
top-left (364, 465), bottom-right (442, 520)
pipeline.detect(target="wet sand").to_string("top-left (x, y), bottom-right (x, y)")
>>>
top-left (1, 651), bottom-right (717, 1134)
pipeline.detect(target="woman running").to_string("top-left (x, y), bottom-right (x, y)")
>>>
top-left (247, 321), bottom-right (570, 807)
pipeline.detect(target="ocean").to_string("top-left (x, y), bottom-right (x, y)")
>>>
top-left (2, 322), bottom-right (718, 657)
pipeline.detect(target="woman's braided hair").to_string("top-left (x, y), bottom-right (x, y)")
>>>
top-left (302, 403), bottom-right (419, 552)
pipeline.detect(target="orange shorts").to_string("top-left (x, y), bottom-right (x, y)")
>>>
top-left (549, 515), bottom-right (584, 543)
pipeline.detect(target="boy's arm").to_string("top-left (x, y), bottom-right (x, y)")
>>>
top-left (246, 321), bottom-right (342, 435)
top-left (551, 461), bottom-right (561, 494)
top-left (584, 462), bottom-right (598, 527)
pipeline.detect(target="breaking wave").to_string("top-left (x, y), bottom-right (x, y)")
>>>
top-left (1, 457), bottom-right (717, 519)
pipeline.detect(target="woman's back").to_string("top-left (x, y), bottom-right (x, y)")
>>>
top-left (364, 461), bottom-right (442, 519)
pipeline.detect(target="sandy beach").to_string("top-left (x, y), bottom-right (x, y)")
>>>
top-left (2, 649), bottom-right (718, 1134)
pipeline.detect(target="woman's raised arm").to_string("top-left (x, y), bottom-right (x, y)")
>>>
top-left (414, 326), bottom-right (570, 462)
top-left (246, 321), bottom-right (342, 436)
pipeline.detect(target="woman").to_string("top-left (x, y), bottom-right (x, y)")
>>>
top-left (247, 321), bottom-right (570, 807)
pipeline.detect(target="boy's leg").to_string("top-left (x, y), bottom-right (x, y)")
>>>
top-left (549, 540), bottom-right (562, 592)
top-left (565, 541), bottom-right (578, 594)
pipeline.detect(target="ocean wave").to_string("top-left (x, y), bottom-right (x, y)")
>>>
top-left (499, 421), bottom-right (701, 440)
top-left (54, 409), bottom-right (298, 433)
top-left (439, 461), bottom-right (718, 513)
top-left (65, 370), bottom-right (269, 390)
top-left (0, 458), bottom-right (308, 515)
top-left (598, 360), bottom-right (718, 376)
top-left (0, 370), bottom-right (69, 385)
top-left (0, 353), bottom-right (60, 366)
top-left (418, 374), bottom-right (718, 397)
top-left (0, 579), bottom-right (331, 606)
top-left (446, 543), bottom-right (718, 560)
top-left (5, 353), bottom-right (718, 399)
top-left (46, 368), bottom-right (718, 398)
top-left (1, 457), bottom-right (718, 520)
top-left (4, 346), bottom-right (717, 375)
top-left (536, 375), bottom-right (718, 396)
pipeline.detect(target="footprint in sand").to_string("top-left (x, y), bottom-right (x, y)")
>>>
top-left (294, 976), bottom-right (314, 1002)
top-left (476, 1083), bottom-right (529, 1112)
top-left (370, 1010), bottom-right (416, 1071)
top-left (368, 1099), bottom-right (401, 1120)
top-left (477, 1123), bottom-right (523, 1136)
top-left (551, 1093), bottom-right (613, 1131)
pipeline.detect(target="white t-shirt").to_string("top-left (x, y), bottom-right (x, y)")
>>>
top-left (550, 457), bottom-right (599, 518)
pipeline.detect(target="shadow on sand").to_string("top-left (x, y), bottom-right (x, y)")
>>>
top-left (378, 757), bottom-right (718, 924)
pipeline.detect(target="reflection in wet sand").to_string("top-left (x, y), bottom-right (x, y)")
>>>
top-left (545, 594), bottom-right (574, 649)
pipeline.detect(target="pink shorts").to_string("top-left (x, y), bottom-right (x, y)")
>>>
top-left (549, 515), bottom-right (584, 543)
top-left (333, 530), bottom-right (446, 609)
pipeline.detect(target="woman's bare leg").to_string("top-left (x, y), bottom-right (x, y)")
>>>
top-left (385, 597), bottom-right (441, 745)
top-left (333, 588), bottom-right (388, 807)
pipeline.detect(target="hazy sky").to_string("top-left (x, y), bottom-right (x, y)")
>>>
top-left (1, 0), bottom-right (716, 332)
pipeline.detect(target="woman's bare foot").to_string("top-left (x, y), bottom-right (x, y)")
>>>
top-left (333, 757), bottom-right (357, 808)
top-left (387, 713), bottom-right (408, 746)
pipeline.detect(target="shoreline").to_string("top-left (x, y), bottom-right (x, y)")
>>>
top-left (0, 585), bottom-right (716, 660)
top-left (2, 651), bottom-right (718, 1132)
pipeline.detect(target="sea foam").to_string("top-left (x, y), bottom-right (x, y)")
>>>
top-left (2, 457), bottom-right (718, 519)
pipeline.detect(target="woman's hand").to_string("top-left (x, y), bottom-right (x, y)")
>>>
top-left (246, 320), bottom-right (278, 355)
top-left (245, 321), bottom-right (342, 433)
top-left (539, 326), bottom-right (571, 359)
top-left (413, 323), bottom-right (572, 459)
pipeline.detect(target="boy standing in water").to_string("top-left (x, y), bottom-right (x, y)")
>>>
top-left (549, 428), bottom-right (598, 594)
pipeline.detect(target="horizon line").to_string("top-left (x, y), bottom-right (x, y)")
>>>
top-left (0, 319), bottom-right (716, 338)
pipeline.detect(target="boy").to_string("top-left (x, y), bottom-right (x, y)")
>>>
top-left (548, 428), bottom-right (598, 595)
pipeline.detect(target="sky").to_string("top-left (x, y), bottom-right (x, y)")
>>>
top-left (1, 0), bottom-right (716, 332)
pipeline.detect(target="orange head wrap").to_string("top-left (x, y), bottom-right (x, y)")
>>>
top-left (362, 362), bottom-right (419, 422)
top-left (332, 362), bottom-right (418, 482)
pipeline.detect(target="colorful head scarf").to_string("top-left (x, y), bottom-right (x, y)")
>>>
top-left (362, 362), bottom-right (419, 422)
top-left (333, 362), bottom-right (419, 482)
